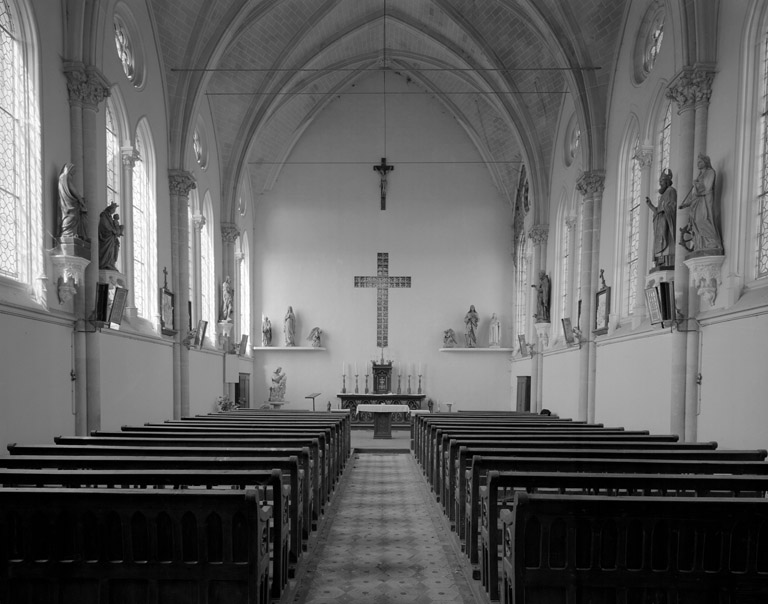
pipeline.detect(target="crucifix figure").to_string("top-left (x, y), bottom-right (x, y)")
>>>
top-left (354, 252), bottom-right (411, 348)
top-left (373, 157), bottom-right (394, 210)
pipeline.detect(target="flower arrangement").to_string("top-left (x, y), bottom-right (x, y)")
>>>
top-left (215, 395), bottom-right (239, 412)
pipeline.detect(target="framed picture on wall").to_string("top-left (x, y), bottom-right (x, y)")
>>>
top-left (593, 287), bottom-right (610, 335)
top-left (561, 317), bottom-right (575, 345)
top-left (109, 287), bottom-right (129, 326)
top-left (645, 287), bottom-right (663, 325)
top-left (159, 287), bottom-right (176, 335)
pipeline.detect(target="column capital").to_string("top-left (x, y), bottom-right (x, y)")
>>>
top-left (221, 223), bottom-right (240, 244)
top-left (235, 251), bottom-right (245, 264)
top-left (168, 170), bottom-right (197, 197)
top-left (528, 224), bottom-right (549, 246)
top-left (633, 145), bottom-right (654, 169)
top-left (566, 216), bottom-right (578, 231)
top-left (64, 62), bottom-right (111, 109)
top-left (192, 213), bottom-right (206, 232)
top-left (121, 146), bottom-right (140, 168)
top-left (666, 66), bottom-right (716, 114)
top-left (576, 171), bottom-right (605, 197)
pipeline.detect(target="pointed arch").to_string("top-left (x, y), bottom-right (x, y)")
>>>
top-left (238, 231), bottom-right (251, 349)
top-left (200, 191), bottom-right (216, 342)
top-left (132, 118), bottom-right (158, 325)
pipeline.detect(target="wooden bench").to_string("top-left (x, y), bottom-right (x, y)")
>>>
top-left (464, 454), bottom-right (768, 568)
top-left (483, 471), bottom-right (768, 601)
top-left (4, 447), bottom-right (307, 594)
top-left (0, 467), bottom-right (290, 600)
top-left (501, 493), bottom-right (768, 604)
top-left (0, 487), bottom-right (272, 604)
top-left (57, 434), bottom-right (324, 523)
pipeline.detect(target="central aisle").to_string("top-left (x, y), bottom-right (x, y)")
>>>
top-left (292, 452), bottom-right (483, 604)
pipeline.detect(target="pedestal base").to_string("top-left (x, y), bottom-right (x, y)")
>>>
top-left (263, 401), bottom-right (288, 410)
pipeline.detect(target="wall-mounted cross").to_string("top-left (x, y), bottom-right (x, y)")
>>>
top-left (354, 252), bottom-right (411, 348)
top-left (373, 157), bottom-right (394, 210)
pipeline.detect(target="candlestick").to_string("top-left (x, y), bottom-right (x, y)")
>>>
top-left (364, 374), bottom-right (369, 394)
top-left (418, 374), bottom-right (422, 394)
top-left (342, 374), bottom-right (346, 394)
top-left (397, 373), bottom-right (402, 394)
top-left (407, 374), bottom-right (412, 394)
top-left (355, 362), bottom-right (358, 375)
top-left (354, 373), bottom-right (359, 394)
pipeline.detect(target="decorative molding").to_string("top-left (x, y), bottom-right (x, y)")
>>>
top-left (121, 146), bottom-right (140, 168)
top-left (168, 170), bottom-right (197, 197)
top-left (634, 146), bottom-right (654, 169)
top-left (63, 63), bottom-right (111, 109)
top-left (576, 171), bottom-right (605, 196)
top-left (528, 224), bottom-right (549, 245)
top-left (666, 66), bottom-right (716, 114)
top-left (192, 213), bottom-right (206, 232)
top-left (439, 347), bottom-right (515, 352)
top-left (565, 216), bottom-right (578, 231)
top-left (534, 321), bottom-right (552, 350)
top-left (50, 255), bottom-right (90, 304)
top-left (684, 255), bottom-right (725, 308)
top-left (221, 223), bottom-right (240, 244)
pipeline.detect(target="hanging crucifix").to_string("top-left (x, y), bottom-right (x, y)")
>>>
top-left (373, 157), bottom-right (394, 210)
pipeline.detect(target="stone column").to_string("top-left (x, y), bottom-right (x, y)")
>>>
top-left (64, 63), bottom-right (110, 434)
top-left (235, 250), bottom-right (245, 341)
top-left (169, 171), bottom-right (196, 419)
top-left (191, 214), bottom-right (206, 326)
top-left (632, 146), bottom-right (654, 327)
top-left (575, 171), bottom-right (605, 421)
top-left (665, 69), bottom-right (698, 439)
top-left (120, 147), bottom-right (139, 320)
top-left (529, 225), bottom-right (549, 413)
top-left (565, 216), bottom-right (578, 322)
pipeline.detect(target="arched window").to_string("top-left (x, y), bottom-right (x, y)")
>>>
top-left (132, 121), bottom-right (157, 323)
top-left (239, 231), bottom-right (251, 348)
top-left (200, 192), bottom-right (215, 341)
top-left (624, 137), bottom-right (643, 316)
top-left (758, 28), bottom-right (768, 279)
top-left (514, 235), bottom-right (529, 345)
top-left (658, 102), bottom-right (672, 176)
top-left (559, 213), bottom-right (571, 323)
top-left (0, 0), bottom-right (42, 297)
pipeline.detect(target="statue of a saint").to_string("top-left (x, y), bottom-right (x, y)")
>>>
top-left (679, 154), bottom-right (723, 255)
top-left (307, 327), bottom-right (322, 348)
top-left (443, 328), bottom-right (457, 348)
top-left (531, 271), bottom-right (551, 322)
top-left (58, 163), bottom-right (89, 241)
top-left (645, 169), bottom-right (676, 269)
top-left (268, 366), bottom-right (287, 402)
top-left (261, 315), bottom-right (272, 347)
top-left (489, 313), bottom-right (501, 348)
top-left (464, 305), bottom-right (479, 348)
top-left (284, 306), bottom-right (296, 346)
top-left (220, 276), bottom-right (234, 322)
top-left (98, 202), bottom-right (124, 270)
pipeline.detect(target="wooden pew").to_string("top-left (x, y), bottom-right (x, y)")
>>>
top-left (60, 434), bottom-right (325, 521)
top-left (0, 487), bottom-right (272, 604)
top-left (464, 454), bottom-right (768, 568)
top-left (501, 493), bottom-right (768, 604)
top-left (483, 471), bottom-right (768, 601)
top-left (4, 447), bottom-right (308, 590)
top-left (0, 467), bottom-right (290, 600)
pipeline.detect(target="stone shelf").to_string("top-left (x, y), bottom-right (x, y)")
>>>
top-left (439, 348), bottom-right (515, 352)
top-left (252, 346), bottom-right (326, 351)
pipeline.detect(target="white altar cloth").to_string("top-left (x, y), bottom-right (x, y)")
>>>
top-left (356, 404), bottom-right (411, 414)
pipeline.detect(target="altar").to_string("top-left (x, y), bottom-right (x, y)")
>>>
top-left (355, 404), bottom-right (411, 439)
top-left (337, 393), bottom-right (426, 423)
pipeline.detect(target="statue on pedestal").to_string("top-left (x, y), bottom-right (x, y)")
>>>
top-left (464, 305), bottom-right (479, 348)
top-left (489, 313), bottom-right (501, 347)
top-left (98, 202), bottom-right (124, 270)
top-left (269, 367), bottom-right (287, 402)
top-left (220, 276), bottom-right (234, 322)
top-left (645, 169), bottom-right (676, 269)
top-left (261, 315), bottom-right (272, 347)
top-left (307, 326), bottom-right (322, 348)
top-left (443, 328), bottom-right (457, 348)
top-left (284, 306), bottom-right (296, 346)
top-left (531, 271), bottom-right (551, 323)
top-left (679, 154), bottom-right (723, 256)
top-left (58, 163), bottom-right (89, 241)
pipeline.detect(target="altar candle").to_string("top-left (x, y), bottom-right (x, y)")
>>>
top-left (418, 362), bottom-right (422, 375)
top-left (341, 362), bottom-right (345, 375)
top-left (355, 362), bottom-right (358, 375)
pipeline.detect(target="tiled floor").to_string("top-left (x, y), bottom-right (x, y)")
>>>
top-left (292, 452), bottom-right (485, 604)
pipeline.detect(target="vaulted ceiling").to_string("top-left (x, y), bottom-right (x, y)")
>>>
top-left (149, 0), bottom-right (629, 221)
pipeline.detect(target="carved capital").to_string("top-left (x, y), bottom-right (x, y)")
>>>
top-left (64, 63), bottom-right (110, 109)
top-left (528, 224), bottom-right (549, 245)
top-left (221, 223), bottom-right (240, 244)
top-left (168, 170), bottom-right (197, 197)
top-left (576, 171), bottom-right (605, 197)
top-left (566, 216), bottom-right (578, 231)
top-left (121, 147), bottom-right (139, 168)
top-left (192, 213), bottom-right (206, 232)
top-left (666, 66), bottom-right (714, 113)
top-left (235, 252), bottom-right (245, 263)
top-left (633, 146), bottom-right (654, 169)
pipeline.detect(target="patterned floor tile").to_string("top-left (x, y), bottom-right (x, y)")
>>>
top-left (292, 454), bottom-right (484, 604)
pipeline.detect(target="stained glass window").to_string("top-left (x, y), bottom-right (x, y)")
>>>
top-left (514, 236), bottom-right (529, 343)
top-left (644, 17), bottom-right (664, 74)
top-left (625, 139), bottom-right (642, 315)
top-left (560, 217), bottom-right (571, 320)
top-left (114, 16), bottom-right (134, 82)
top-left (757, 31), bottom-right (768, 278)
top-left (105, 103), bottom-right (120, 271)
top-left (658, 102), bottom-right (671, 176)
top-left (201, 193), bottom-right (215, 339)
top-left (239, 232), bottom-right (251, 347)
top-left (193, 129), bottom-right (202, 165)
top-left (132, 126), bottom-right (156, 322)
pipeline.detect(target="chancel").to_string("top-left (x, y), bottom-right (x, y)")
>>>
top-left (2, 1), bottom-right (768, 603)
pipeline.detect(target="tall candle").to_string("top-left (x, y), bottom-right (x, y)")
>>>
top-left (355, 362), bottom-right (358, 375)
top-left (418, 362), bottom-right (422, 375)
top-left (341, 362), bottom-right (345, 375)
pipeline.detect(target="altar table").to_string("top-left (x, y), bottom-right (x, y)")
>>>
top-left (355, 404), bottom-right (412, 439)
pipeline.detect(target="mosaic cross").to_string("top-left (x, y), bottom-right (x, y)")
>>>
top-left (354, 252), bottom-right (411, 348)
